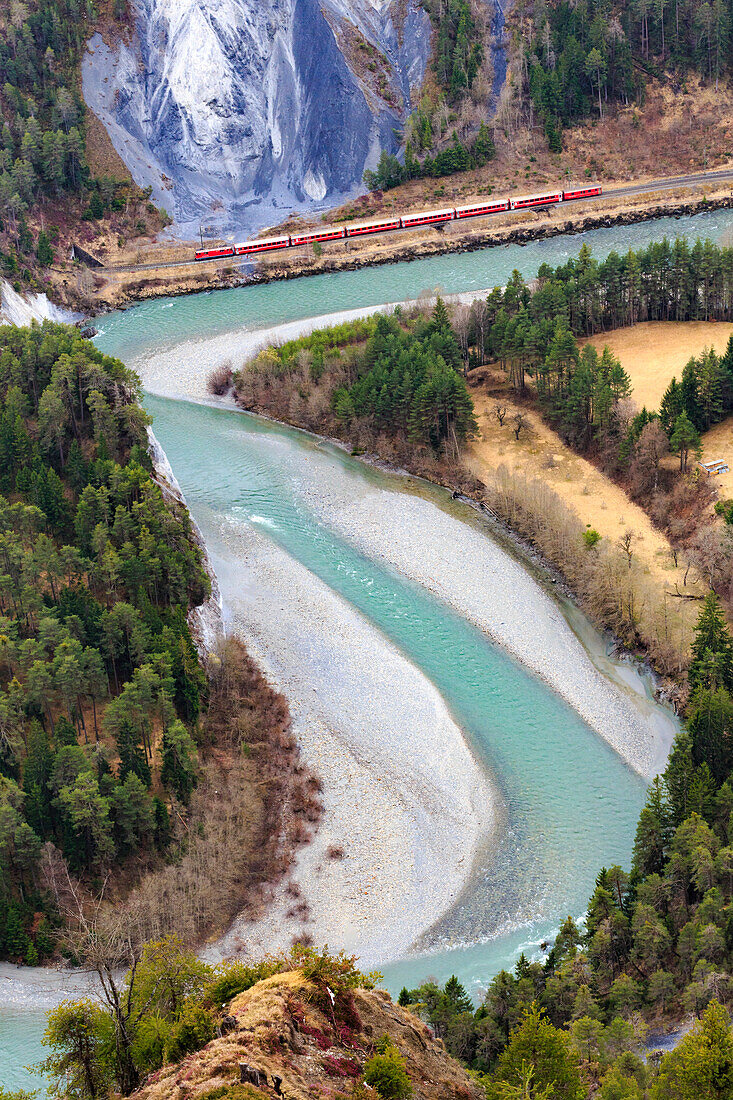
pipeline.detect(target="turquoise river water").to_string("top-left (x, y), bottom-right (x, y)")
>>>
top-left (5, 207), bottom-right (733, 1091)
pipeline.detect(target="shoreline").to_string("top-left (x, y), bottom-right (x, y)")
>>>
top-left (82, 192), bottom-right (733, 311)
top-left (138, 301), bottom-right (679, 776)
top-left (193, 504), bottom-right (499, 968)
top-left (147, 418), bottom-right (500, 968)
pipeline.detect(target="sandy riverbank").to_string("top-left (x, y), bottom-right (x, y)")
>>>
top-left (135, 309), bottom-right (677, 779)
top-left (189, 504), bottom-right (497, 967)
top-left (135, 291), bottom-right (486, 405)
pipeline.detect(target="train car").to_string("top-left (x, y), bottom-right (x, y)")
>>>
top-left (509, 191), bottom-right (563, 211)
top-left (290, 227), bottom-right (346, 246)
top-left (195, 245), bottom-right (236, 261)
top-left (345, 217), bottom-right (402, 238)
top-left (454, 198), bottom-right (511, 219)
top-left (235, 235), bottom-right (291, 255)
top-left (400, 208), bottom-right (455, 228)
top-left (562, 184), bottom-right (602, 201)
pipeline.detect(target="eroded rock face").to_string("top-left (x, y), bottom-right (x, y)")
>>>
top-left (82, 0), bottom-right (431, 234)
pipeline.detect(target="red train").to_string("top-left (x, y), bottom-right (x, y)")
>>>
top-left (194, 184), bottom-right (602, 261)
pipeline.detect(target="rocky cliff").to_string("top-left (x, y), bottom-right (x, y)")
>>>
top-left (82, 0), bottom-right (431, 236)
top-left (0, 280), bottom-right (80, 327)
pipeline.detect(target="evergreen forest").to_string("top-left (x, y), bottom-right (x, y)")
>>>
top-left (0, 320), bottom-right (211, 964)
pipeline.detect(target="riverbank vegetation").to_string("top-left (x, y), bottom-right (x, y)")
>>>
top-left (231, 303), bottom-right (480, 475)
top-left (0, 320), bottom-right (318, 965)
top-left (229, 248), bottom-right (723, 679)
top-left (393, 593), bottom-right (733, 1095)
top-left (473, 240), bottom-right (733, 660)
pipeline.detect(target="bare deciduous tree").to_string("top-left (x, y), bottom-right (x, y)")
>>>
top-left (513, 412), bottom-right (527, 440)
top-left (629, 421), bottom-right (669, 495)
top-left (495, 404), bottom-right (508, 426)
top-left (41, 847), bottom-right (141, 1093)
top-left (619, 529), bottom-right (636, 569)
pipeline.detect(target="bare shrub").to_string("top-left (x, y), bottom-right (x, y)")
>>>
top-left (108, 638), bottom-right (322, 949)
top-left (207, 360), bottom-right (233, 395)
top-left (483, 465), bottom-right (696, 676)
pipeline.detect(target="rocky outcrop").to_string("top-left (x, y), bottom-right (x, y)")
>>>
top-left (82, 0), bottom-right (431, 235)
top-left (132, 970), bottom-right (483, 1100)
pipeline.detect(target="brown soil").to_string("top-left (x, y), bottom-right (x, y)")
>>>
top-left (85, 107), bottom-right (133, 182)
top-left (133, 971), bottom-right (481, 1100)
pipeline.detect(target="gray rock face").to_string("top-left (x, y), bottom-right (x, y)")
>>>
top-left (82, 0), bottom-right (431, 235)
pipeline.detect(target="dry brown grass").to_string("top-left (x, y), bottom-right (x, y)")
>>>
top-left (465, 361), bottom-right (708, 677)
top-left (329, 73), bottom-right (733, 221)
top-left (581, 319), bottom-right (733, 509)
top-left (582, 322), bottom-right (733, 411)
top-left (481, 463), bottom-right (695, 679)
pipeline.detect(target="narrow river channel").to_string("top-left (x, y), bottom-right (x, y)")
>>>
top-left (5, 208), bottom-right (731, 1092)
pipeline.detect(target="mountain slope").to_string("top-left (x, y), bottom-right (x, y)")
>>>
top-left (82, 0), bottom-right (431, 235)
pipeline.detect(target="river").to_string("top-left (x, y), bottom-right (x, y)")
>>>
top-left (7, 208), bottom-right (733, 1092)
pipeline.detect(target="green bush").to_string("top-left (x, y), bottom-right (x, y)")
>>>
top-left (291, 943), bottom-right (379, 992)
top-left (131, 1014), bottom-right (171, 1075)
top-left (164, 1003), bottom-right (215, 1063)
top-left (364, 1040), bottom-right (412, 1099)
top-left (204, 958), bottom-right (287, 1008)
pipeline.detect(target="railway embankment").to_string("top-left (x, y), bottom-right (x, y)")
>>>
top-left (79, 185), bottom-right (733, 311)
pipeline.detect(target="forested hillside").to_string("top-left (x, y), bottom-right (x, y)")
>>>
top-left (0, 0), bottom-right (169, 296)
top-left (0, 320), bottom-right (317, 966)
top-left (519, 0), bottom-right (733, 150)
top-left (365, 0), bottom-right (733, 197)
top-left (0, 320), bottom-right (208, 962)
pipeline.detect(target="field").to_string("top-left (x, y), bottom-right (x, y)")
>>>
top-left (583, 321), bottom-right (733, 500)
top-left (583, 321), bottom-right (733, 409)
top-left (465, 359), bottom-right (705, 666)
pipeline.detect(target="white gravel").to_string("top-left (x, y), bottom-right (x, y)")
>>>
top-left (194, 505), bottom-right (497, 967)
top-left (136, 292), bottom-right (490, 405)
top-left (130, 303), bottom-right (678, 964)
top-left (297, 478), bottom-right (674, 778)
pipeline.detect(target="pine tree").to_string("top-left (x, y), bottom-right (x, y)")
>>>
top-left (689, 592), bottom-right (733, 694)
top-left (669, 412), bottom-right (700, 472)
top-left (36, 230), bottom-right (53, 266)
top-left (161, 720), bottom-right (198, 804)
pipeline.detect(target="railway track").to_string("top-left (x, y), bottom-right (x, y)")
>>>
top-left (104, 167), bottom-right (733, 275)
